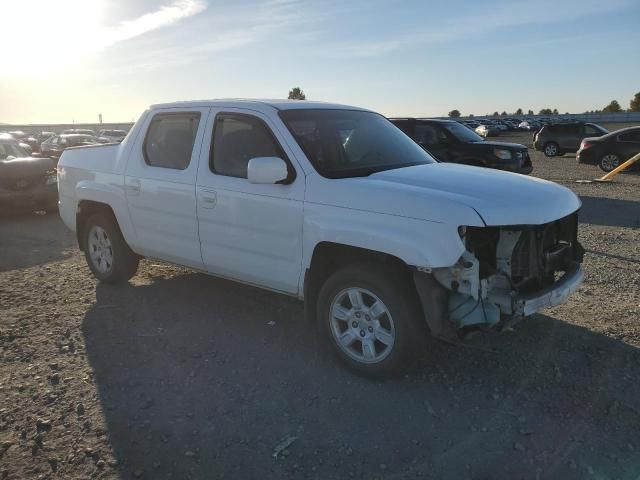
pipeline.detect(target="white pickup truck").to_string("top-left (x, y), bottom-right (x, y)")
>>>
top-left (58, 99), bottom-right (584, 377)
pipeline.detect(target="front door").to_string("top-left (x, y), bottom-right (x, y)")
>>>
top-left (124, 107), bottom-right (209, 269)
top-left (195, 108), bottom-right (305, 295)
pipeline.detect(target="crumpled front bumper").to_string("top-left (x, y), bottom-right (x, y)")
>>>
top-left (487, 263), bottom-right (584, 318)
top-left (515, 264), bottom-right (584, 316)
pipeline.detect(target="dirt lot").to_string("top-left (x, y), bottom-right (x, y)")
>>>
top-left (1, 128), bottom-right (639, 480)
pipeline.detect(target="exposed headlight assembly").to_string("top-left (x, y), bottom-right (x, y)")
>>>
top-left (493, 148), bottom-right (512, 160)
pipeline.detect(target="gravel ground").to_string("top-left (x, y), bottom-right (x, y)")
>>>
top-left (1, 129), bottom-right (639, 480)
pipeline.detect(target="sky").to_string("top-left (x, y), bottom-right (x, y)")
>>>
top-left (1, 0), bottom-right (639, 124)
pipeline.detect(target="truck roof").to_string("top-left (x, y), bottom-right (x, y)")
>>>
top-left (149, 99), bottom-right (370, 112)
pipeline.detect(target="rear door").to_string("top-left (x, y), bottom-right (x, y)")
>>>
top-left (559, 124), bottom-right (582, 151)
top-left (195, 108), bottom-right (304, 294)
top-left (124, 107), bottom-right (209, 269)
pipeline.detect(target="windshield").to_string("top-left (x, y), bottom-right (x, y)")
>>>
top-left (280, 109), bottom-right (435, 178)
top-left (0, 141), bottom-right (28, 159)
top-left (443, 122), bottom-right (484, 142)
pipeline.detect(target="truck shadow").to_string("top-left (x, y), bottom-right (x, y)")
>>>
top-left (579, 196), bottom-right (640, 228)
top-left (82, 271), bottom-right (640, 480)
top-left (0, 211), bottom-right (75, 272)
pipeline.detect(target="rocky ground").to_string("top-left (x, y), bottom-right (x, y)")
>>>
top-left (1, 129), bottom-right (639, 480)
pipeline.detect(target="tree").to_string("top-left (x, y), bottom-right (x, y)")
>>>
top-left (448, 109), bottom-right (461, 118)
top-left (527, 109), bottom-right (534, 115)
top-left (492, 111), bottom-right (499, 117)
top-left (288, 87), bottom-right (306, 100)
top-left (602, 100), bottom-right (622, 113)
top-left (552, 108), bottom-right (559, 115)
top-left (515, 108), bottom-right (523, 115)
top-left (539, 108), bottom-right (553, 115)
top-left (468, 113), bottom-right (475, 118)
top-left (629, 92), bottom-right (640, 112)
top-left (500, 111), bottom-right (507, 116)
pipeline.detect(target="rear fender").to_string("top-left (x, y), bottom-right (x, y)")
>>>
top-left (75, 180), bottom-right (139, 252)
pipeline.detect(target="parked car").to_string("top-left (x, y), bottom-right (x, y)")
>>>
top-left (41, 134), bottom-right (99, 159)
top-left (96, 129), bottom-right (128, 143)
top-left (2, 131), bottom-right (34, 154)
top-left (475, 123), bottom-right (500, 137)
top-left (0, 134), bottom-right (58, 213)
top-left (534, 122), bottom-right (608, 157)
top-left (62, 128), bottom-right (96, 136)
top-left (462, 120), bottom-right (480, 130)
top-left (390, 118), bottom-right (532, 174)
top-left (577, 126), bottom-right (640, 172)
top-left (57, 99), bottom-right (584, 377)
top-left (518, 120), bottom-right (541, 132)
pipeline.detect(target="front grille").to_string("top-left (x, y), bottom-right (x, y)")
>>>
top-left (467, 213), bottom-right (583, 293)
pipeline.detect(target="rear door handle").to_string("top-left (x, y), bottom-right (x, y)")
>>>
top-left (199, 189), bottom-right (217, 209)
top-left (126, 178), bottom-right (141, 196)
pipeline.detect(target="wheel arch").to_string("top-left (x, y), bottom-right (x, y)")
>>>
top-left (303, 242), bottom-right (418, 324)
top-left (74, 180), bottom-right (138, 253)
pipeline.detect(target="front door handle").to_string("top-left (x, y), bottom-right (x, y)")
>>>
top-left (199, 189), bottom-right (217, 209)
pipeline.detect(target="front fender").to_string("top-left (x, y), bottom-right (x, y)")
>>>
top-left (302, 203), bottom-right (467, 272)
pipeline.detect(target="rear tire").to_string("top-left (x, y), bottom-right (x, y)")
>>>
top-left (316, 263), bottom-right (421, 378)
top-left (82, 212), bottom-right (139, 283)
top-left (599, 153), bottom-right (621, 173)
top-left (543, 142), bottom-right (559, 157)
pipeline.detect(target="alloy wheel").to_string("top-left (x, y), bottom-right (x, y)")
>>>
top-left (87, 225), bottom-right (114, 274)
top-left (600, 154), bottom-right (620, 172)
top-left (329, 287), bottom-right (395, 364)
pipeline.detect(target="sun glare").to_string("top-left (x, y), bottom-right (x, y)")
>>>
top-left (1, 0), bottom-right (105, 74)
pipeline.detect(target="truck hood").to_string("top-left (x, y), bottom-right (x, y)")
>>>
top-left (366, 163), bottom-right (580, 226)
top-left (308, 163), bottom-right (580, 227)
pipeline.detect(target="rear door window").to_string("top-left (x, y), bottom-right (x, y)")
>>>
top-left (143, 112), bottom-right (201, 170)
top-left (618, 130), bottom-right (640, 142)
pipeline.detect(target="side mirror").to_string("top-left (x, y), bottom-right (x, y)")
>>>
top-left (247, 157), bottom-right (289, 184)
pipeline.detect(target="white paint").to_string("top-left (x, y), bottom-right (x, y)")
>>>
top-left (58, 99), bottom-right (582, 303)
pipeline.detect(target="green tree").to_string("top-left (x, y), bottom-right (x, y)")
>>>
top-left (515, 108), bottom-right (523, 115)
top-left (492, 111), bottom-right (499, 117)
top-left (288, 87), bottom-right (306, 100)
top-left (602, 100), bottom-right (622, 113)
top-left (448, 109), bottom-right (461, 118)
top-left (527, 109), bottom-right (534, 115)
top-left (552, 108), bottom-right (559, 115)
top-left (539, 108), bottom-right (553, 115)
top-left (629, 92), bottom-right (640, 112)
top-left (500, 111), bottom-right (507, 116)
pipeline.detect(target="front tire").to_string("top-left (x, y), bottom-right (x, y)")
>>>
top-left (543, 142), bottom-right (559, 157)
top-left (599, 153), bottom-right (621, 172)
top-left (316, 263), bottom-right (421, 378)
top-left (83, 212), bottom-right (139, 283)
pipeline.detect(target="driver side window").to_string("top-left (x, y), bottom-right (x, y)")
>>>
top-left (210, 113), bottom-right (286, 179)
top-left (414, 125), bottom-right (445, 146)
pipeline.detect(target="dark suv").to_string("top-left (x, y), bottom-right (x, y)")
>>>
top-left (390, 118), bottom-right (532, 174)
top-left (534, 122), bottom-right (608, 157)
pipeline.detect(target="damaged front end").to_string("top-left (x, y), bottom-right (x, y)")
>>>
top-left (431, 212), bottom-right (585, 331)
